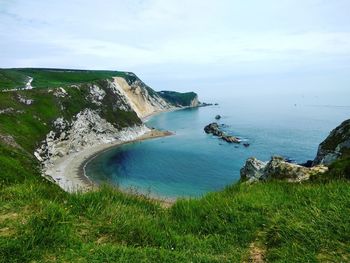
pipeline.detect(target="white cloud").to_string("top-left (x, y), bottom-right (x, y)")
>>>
top-left (0, 0), bottom-right (349, 80)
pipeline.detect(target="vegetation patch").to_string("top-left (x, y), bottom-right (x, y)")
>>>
top-left (158, 91), bottom-right (197, 106)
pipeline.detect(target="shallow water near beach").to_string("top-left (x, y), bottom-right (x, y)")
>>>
top-left (85, 95), bottom-right (350, 198)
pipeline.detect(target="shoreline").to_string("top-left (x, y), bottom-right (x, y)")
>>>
top-left (45, 129), bottom-right (174, 195)
top-left (80, 129), bottom-right (174, 187)
top-left (83, 129), bottom-right (177, 206)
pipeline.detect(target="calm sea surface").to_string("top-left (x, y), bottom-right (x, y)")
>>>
top-left (85, 97), bottom-right (350, 198)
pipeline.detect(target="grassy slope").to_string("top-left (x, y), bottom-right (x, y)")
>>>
top-left (0, 68), bottom-right (130, 90)
top-left (0, 141), bottom-right (349, 262)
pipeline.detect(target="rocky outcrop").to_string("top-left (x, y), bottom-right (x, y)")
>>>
top-left (204, 122), bottom-right (240, 143)
top-left (87, 85), bottom-right (106, 105)
top-left (241, 156), bottom-right (328, 183)
top-left (17, 94), bottom-right (34, 105)
top-left (240, 158), bottom-right (267, 181)
top-left (240, 120), bottom-right (350, 183)
top-left (204, 123), bottom-right (224, 137)
top-left (53, 87), bottom-right (68, 98)
top-left (313, 119), bottom-right (350, 165)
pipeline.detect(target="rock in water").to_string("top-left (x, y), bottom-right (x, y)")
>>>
top-left (215, 115), bottom-right (221, 120)
top-left (222, 135), bottom-right (240, 143)
top-left (313, 119), bottom-right (350, 165)
top-left (240, 156), bottom-right (328, 183)
top-left (204, 122), bottom-right (240, 143)
top-left (204, 123), bottom-right (224, 137)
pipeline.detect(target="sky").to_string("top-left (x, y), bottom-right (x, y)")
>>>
top-left (1, 0), bottom-right (350, 103)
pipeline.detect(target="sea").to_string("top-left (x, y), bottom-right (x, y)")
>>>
top-left (85, 95), bottom-right (350, 198)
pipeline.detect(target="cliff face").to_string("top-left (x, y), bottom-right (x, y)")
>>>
top-left (313, 119), bottom-right (350, 165)
top-left (113, 76), bottom-right (174, 118)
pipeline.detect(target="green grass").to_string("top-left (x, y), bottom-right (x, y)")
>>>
top-left (0, 68), bottom-right (130, 90)
top-left (0, 70), bottom-right (28, 90)
top-left (0, 140), bottom-right (349, 262)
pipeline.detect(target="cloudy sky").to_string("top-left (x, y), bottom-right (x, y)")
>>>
top-left (1, 0), bottom-right (349, 101)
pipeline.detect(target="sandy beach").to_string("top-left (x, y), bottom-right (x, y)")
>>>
top-left (44, 129), bottom-right (173, 193)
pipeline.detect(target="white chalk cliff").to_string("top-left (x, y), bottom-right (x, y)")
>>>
top-left (112, 77), bottom-right (175, 118)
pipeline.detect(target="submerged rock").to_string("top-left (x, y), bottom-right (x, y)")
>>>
top-left (215, 115), bottom-right (221, 120)
top-left (240, 156), bottom-right (328, 183)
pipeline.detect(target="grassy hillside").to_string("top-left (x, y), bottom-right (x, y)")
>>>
top-left (0, 140), bottom-right (349, 262)
top-left (0, 68), bottom-right (129, 90)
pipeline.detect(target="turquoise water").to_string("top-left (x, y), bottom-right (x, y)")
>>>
top-left (85, 98), bottom-right (350, 198)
